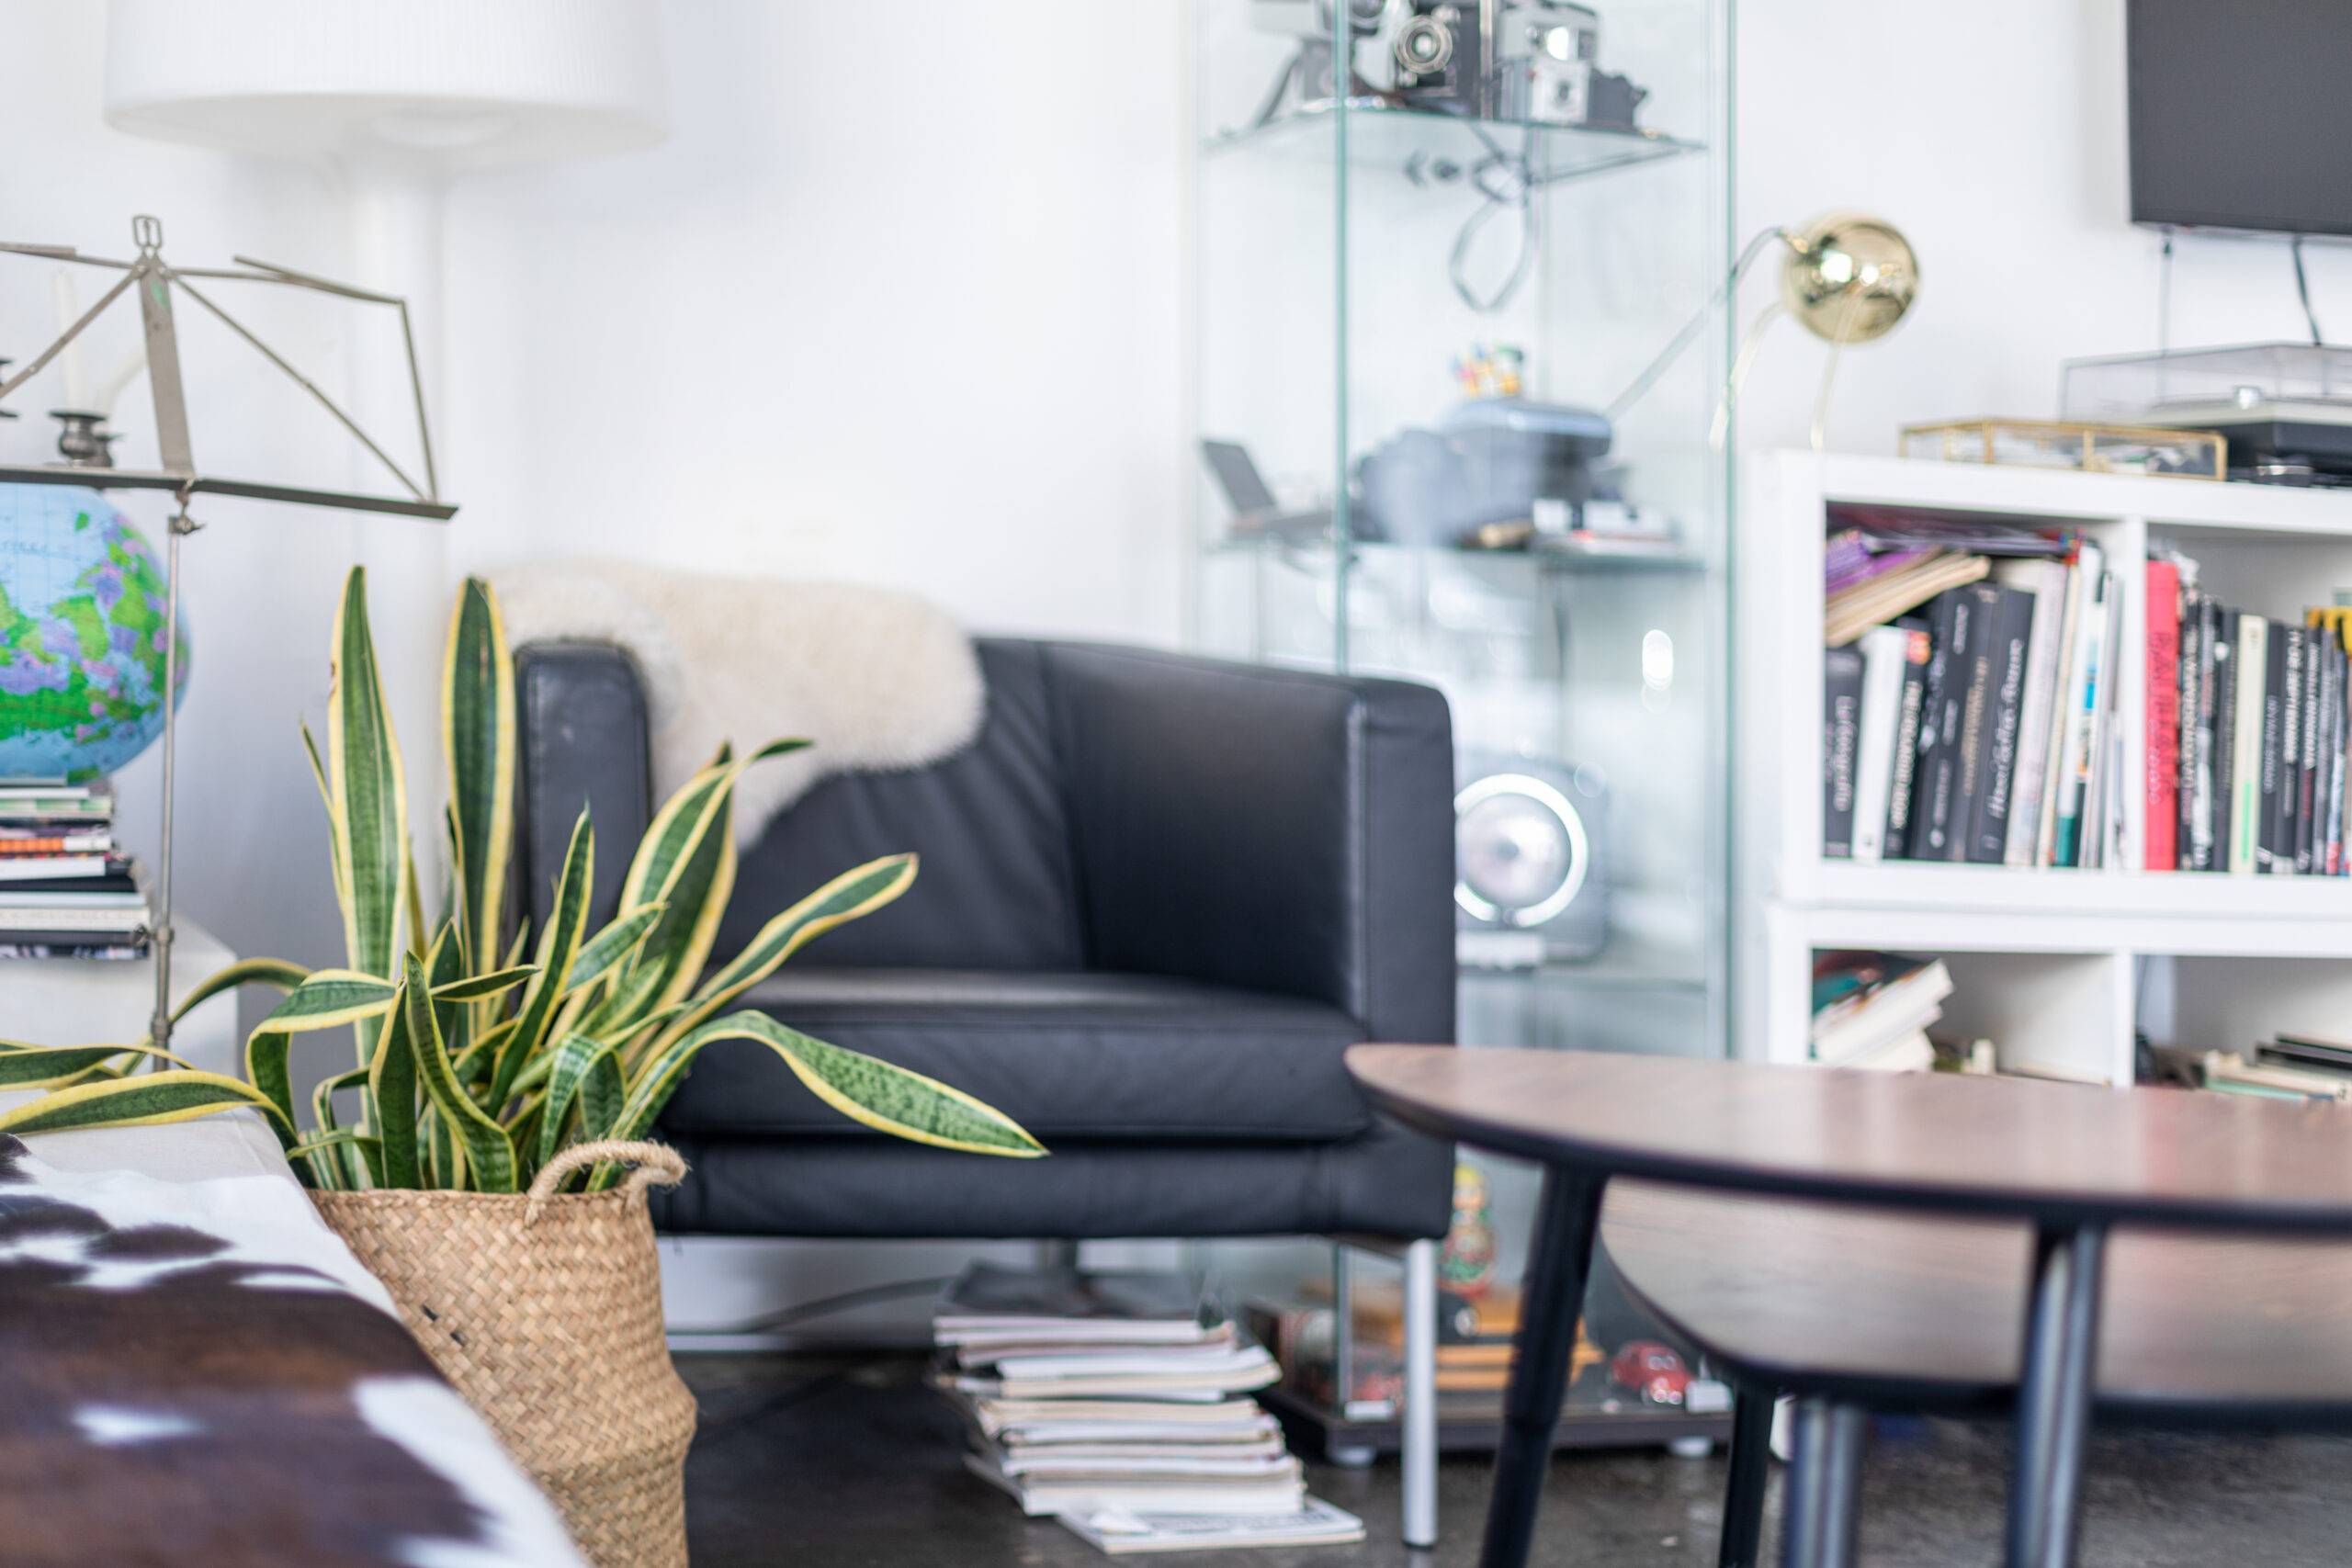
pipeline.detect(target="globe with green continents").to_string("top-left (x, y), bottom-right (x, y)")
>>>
top-left (0, 485), bottom-right (188, 782)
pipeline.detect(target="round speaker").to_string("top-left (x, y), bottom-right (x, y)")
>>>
top-left (1454, 772), bottom-right (1589, 929)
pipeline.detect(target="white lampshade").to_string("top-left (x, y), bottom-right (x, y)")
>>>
top-left (102, 0), bottom-right (667, 169)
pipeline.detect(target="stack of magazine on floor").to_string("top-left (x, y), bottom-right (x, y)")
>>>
top-left (0, 781), bottom-right (147, 960)
top-left (933, 1263), bottom-right (1363, 1555)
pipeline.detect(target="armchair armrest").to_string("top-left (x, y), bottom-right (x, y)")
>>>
top-left (513, 642), bottom-right (654, 932)
top-left (1037, 642), bottom-right (1456, 1044)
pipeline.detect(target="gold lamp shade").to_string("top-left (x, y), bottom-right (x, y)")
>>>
top-left (1779, 210), bottom-right (1919, 344)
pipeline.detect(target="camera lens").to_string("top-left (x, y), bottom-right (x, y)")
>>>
top-left (1395, 15), bottom-right (1453, 73)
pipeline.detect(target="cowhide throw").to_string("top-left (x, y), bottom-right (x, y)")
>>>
top-left (0, 1134), bottom-right (583, 1568)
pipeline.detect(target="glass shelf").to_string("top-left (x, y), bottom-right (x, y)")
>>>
top-left (1208, 534), bottom-right (1708, 576)
top-left (1202, 99), bottom-right (1703, 186)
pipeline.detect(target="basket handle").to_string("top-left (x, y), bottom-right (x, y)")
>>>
top-left (525, 1139), bottom-right (688, 1224)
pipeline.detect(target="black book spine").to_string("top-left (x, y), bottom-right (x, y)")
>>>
top-left (1824, 645), bottom-right (1865, 859)
top-left (2301, 625), bottom-right (2324, 874)
top-left (2212, 609), bottom-right (2240, 869)
top-left (1969, 585), bottom-right (2035, 863)
top-left (2258, 627), bottom-right (2289, 874)
top-left (2335, 627), bottom-right (2350, 874)
top-left (1943, 584), bottom-right (2002, 863)
top-left (2318, 626), bottom-right (2342, 875)
top-left (2177, 587), bottom-right (2202, 869)
top-left (1882, 618), bottom-right (1932, 857)
top-left (1910, 590), bottom-right (1974, 862)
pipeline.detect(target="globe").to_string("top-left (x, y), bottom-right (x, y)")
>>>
top-left (0, 484), bottom-right (189, 783)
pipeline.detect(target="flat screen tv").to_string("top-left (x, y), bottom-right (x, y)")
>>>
top-left (2128, 0), bottom-right (2352, 237)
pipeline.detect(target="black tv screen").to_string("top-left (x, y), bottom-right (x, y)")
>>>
top-left (2128, 0), bottom-right (2352, 237)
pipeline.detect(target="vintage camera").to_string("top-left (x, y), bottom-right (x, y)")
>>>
top-left (1393, 0), bottom-right (1645, 129)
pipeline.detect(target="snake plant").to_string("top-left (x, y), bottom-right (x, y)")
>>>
top-left (0, 567), bottom-right (1043, 1190)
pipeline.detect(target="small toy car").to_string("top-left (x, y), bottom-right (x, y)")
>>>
top-left (1609, 1340), bottom-right (1690, 1406)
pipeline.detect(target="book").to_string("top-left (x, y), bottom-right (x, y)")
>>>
top-left (936, 1267), bottom-right (1223, 1347)
top-left (1908, 588), bottom-right (1978, 861)
top-left (1822, 645), bottom-right (1865, 858)
top-left (2300, 625), bottom-right (2324, 874)
top-left (2144, 558), bottom-right (2181, 870)
top-left (1810, 952), bottom-right (1953, 1068)
top-left (2033, 546), bottom-right (2092, 868)
top-left (2052, 552), bottom-right (2110, 868)
top-left (1998, 558), bottom-right (2070, 866)
top-left (2186, 591), bottom-right (2220, 872)
top-left (0, 854), bottom-right (129, 883)
top-left (1968, 583), bottom-right (2035, 863)
top-left (1881, 619), bottom-right (1933, 857)
top-left (2213, 608), bottom-right (2241, 871)
top-left (2232, 615), bottom-right (2267, 874)
top-left (2257, 623), bottom-right (2290, 874)
top-left (1942, 584), bottom-right (2005, 863)
top-left (1825, 551), bottom-right (1991, 648)
top-left (1849, 625), bottom-right (1911, 863)
top-left (962, 1450), bottom-right (1306, 1518)
top-left (1056, 1497), bottom-right (1366, 1555)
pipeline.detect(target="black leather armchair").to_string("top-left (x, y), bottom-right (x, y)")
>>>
top-left (514, 636), bottom-right (1458, 1541)
top-left (514, 637), bottom-right (1458, 1241)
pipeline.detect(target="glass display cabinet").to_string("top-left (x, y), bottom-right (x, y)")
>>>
top-left (1188, 0), bottom-right (1736, 1457)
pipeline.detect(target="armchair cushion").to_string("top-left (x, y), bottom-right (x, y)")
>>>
top-left (661, 968), bottom-right (1372, 1143)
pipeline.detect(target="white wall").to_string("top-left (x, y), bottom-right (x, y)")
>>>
top-left (440, 0), bottom-right (1187, 642)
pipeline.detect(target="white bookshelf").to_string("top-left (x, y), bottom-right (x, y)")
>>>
top-left (1736, 450), bottom-right (2352, 1083)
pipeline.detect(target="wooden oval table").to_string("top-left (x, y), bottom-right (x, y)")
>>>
top-left (1346, 1044), bottom-right (2352, 1568)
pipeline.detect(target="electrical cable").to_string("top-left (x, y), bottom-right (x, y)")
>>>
top-left (2293, 234), bottom-right (2324, 345)
top-left (1447, 125), bottom-right (1543, 314)
top-left (1607, 224), bottom-right (1788, 423)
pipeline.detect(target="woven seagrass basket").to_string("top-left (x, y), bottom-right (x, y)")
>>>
top-left (314, 1140), bottom-right (696, 1568)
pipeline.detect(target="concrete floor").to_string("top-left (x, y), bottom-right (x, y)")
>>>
top-left (678, 1352), bottom-right (2352, 1567)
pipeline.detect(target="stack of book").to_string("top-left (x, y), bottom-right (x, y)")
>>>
top-left (2143, 556), bottom-right (2352, 875)
top-left (2199, 1034), bottom-right (2352, 1101)
top-left (1823, 515), bottom-right (2124, 868)
top-left (934, 1265), bottom-right (1360, 1554)
top-left (0, 781), bottom-right (148, 960)
top-left (1810, 951), bottom-right (1954, 1071)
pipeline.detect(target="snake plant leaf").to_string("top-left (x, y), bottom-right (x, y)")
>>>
top-left (444, 577), bottom-right (515, 967)
top-left (287, 1129), bottom-right (380, 1190)
top-left (0, 1070), bottom-right (296, 1142)
top-left (616, 740), bottom-right (805, 1010)
top-left (243, 1029), bottom-right (294, 1133)
top-left (568, 903), bottom-right (666, 993)
top-left (168, 957), bottom-right (311, 1026)
top-left (401, 953), bottom-right (516, 1192)
top-left (368, 996), bottom-right (421, 1189)
top-left (536, 1032), bottom-right (624, 1168)
top-left (658, 854), bottom-right (919, 1052)
top-left (0, 1042), bottom-right (189, 1089)
top-left (431, 965), bottom-right (538, 1003)
top-left (327, 567), bottom-right (411, 980)
top-left (594, 1010), bottom-right (1043, 1188)
top-left (455, 1016), bottom-right (519, 1089)
top-left (257, 970), bottom-right (401, 1032)
top-left (309, 1066), bottom-right (368, 1190)
top-left (494, 807), bottom-right (594, 1109)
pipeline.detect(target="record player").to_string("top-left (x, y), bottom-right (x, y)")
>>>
top-left (2064, 342), bottom-right (2352, 481)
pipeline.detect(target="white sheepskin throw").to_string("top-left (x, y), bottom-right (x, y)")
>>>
top-left (492, 561), bottom-right (985, 846)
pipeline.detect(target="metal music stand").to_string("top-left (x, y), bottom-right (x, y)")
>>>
top-left (0, 215), bottom-right (457, 1051)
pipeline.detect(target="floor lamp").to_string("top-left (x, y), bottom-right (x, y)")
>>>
top-left (0, 216), bottom-right (456, 1051)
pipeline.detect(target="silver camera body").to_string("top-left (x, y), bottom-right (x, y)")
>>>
top-left (1392, 0), bottom-right (1639, 129)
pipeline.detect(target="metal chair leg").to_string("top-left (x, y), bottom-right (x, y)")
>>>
top-left (1402, 1237), bottom-right (1440, 1549)
top-left (1780, 1398), bottom-right (1866, 1568)
top-left (1717, 1385), bottom-right (1776, 1568)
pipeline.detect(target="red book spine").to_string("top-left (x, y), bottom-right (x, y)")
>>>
top-left (2145, 560), bottom-right (2182, 870)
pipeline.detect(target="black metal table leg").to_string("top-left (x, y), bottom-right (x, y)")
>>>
top-left (2007, 1223), bottom-right (2108, 1568)
top-left (1717, 1385), bottom-right (1777, 1568)
top-left (1780, 1397), bottom-right (1866, 1568)
top-left (1476, 1167), bottom-right (1608, 1568)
